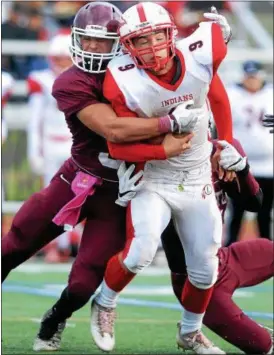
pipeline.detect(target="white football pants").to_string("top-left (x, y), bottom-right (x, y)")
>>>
top-left (124, 161), bottom-right (222, 288)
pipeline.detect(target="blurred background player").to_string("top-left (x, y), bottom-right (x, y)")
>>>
top-left (263, 114), bottom-right (274, 133)
top-left (2, 71), bottom-right (14, 144)
top-left (2, 70), bottom-right (14, 204)
top-left (227, 60), bottom-right (273, 245)
top-left (27, 33), bottom-right (77, 262)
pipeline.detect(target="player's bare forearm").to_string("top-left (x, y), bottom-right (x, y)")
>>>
top-left (208, 74), bottom-right (233, 143)
top-left (78, 103), bottom-right (162, 143)
top-left (107, 117), bottom-right (162, 143)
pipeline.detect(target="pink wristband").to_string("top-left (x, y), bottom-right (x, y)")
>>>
top-left (158, 115), bottom-right (172, 133)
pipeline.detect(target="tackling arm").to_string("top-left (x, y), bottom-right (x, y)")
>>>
top-left (78, 103), bottom-right (165, 143)
top-left (77, 68), bottom-right (170, 144)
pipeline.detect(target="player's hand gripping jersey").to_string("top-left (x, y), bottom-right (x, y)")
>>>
top-left (105, 21), bottom-right (228, 172)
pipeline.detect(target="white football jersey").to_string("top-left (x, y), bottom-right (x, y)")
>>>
top-left (2, 71), bottom-right (14, 102)
top-left (27, 68), bottom-right (72, 161)
top-left (107, 22), bottom-right (224, 171)
top-left (227, 83), bottom-right (273, 177)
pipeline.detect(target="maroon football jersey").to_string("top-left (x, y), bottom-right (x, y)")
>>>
top-left (52, 65), bottom-right (118, 182)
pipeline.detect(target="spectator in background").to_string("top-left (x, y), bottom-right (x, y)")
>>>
top-left (52, 1), bottom-right (87, 28)
top-left (2, 2), bottom-right (47, 79)
top-left (227, 61), bottom-right (273, 245)
top-left (26, 34), bottom-right (76, 262)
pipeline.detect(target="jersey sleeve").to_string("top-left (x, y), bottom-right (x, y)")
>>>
top-left (208, 73), bottom-right (233, 143)
top-left (187, 22), bottom-right (227, 78)
top-left (52, 74), bottom-right (100, 118)
top-left (103, 68), bottom-right (138, 118)
top-left (211, 23), bottom-right (227, 74)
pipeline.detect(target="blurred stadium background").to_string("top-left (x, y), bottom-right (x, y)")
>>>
top-left (1, 1), bottom-right (273, 354)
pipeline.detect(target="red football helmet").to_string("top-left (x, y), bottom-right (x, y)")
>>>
top-left (70, 2), bottom-right (122, 73)
top-left (119, 2), bottom-right (177, 71)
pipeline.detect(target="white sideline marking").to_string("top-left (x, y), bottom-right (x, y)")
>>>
top-left (16, 263), bottom-right (170, 276)
top-left (42, 284), bottom-right (253, 298)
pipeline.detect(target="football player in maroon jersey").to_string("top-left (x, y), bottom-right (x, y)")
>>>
top-left (1, 2), bottom-right (192, 352)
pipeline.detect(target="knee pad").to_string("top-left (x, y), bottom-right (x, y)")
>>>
top-left (124, 236), bottom-right (159, 273)
top-left (188, 257), bottom-right (219, 289)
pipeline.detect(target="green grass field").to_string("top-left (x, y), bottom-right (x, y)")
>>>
top-left (2, 262), bottom-right (273, 354)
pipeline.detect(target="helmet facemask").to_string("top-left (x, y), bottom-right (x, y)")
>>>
top-left (70, 25), bottom-right (121, 73)
top-left (121, 24), bottom-right (176, 71)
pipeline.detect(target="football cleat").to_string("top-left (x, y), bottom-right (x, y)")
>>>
top-left (176, 322), bottom-right (225, 354)
top-left (33, 309), bottom-right (66, 351)
top-left (90, 300), bottom-right (116, 352)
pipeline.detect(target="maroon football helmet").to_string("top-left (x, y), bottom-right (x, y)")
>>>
top-left (70, 2), bottom-right (122, 73)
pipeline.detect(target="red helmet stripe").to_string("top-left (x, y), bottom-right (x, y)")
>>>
top-left (136, 3), bottom-right (147, 22)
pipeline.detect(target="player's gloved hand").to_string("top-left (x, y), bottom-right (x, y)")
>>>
top-left (262, 114), bottom-right (274, 133)
top-left (203, 6), bottom-right (232, 43)
top-left (168, 101), bottom-right (203, 134)
top-left (218, 140), bottom-right (247, 172)
top-left (115, 162), bottom-right (145, 207)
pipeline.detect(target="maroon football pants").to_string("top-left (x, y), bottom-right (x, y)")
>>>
top-left (2, 158), bottom-right (126, 308)
top-left (162, 224), bottom-right (274, 354)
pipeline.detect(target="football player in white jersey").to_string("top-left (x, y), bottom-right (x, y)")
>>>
top-left (27, 34), bottom-right (75, 262)
top-left (2, 70), bottom-right (14, 203)
top-left (226, 61), bottom-right (273, 246)
top-left (2, 71), bottom-right (14, 143)
top-left (91, 3), bottom-right (233, 353)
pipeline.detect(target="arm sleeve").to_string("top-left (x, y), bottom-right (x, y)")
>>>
top-left (208, 74), bottom-right (233, 143)
top-left (104, 68), bottom-right (166, 162)
top-left (211, 23), bottom-right (227, 75)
